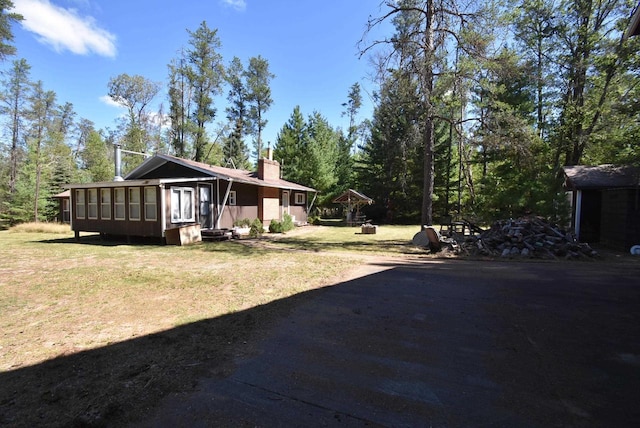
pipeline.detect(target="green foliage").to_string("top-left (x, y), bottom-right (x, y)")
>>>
top-left (357, 70), bottom-right (425, 223)
top-left (282, 213), bottom-right (294, 231)
top-left (274, 108), bottom-right (339, 206)
top-left (268, 220), bottom-right (283, 233)
top-left (268, 214), bottom-right (294, 234)
top-left (185, 21), bottom-right (224, 162)
top-left (81, 130), bottom-right (112, 181)
top-left (249, 218), bottom-right (263, 238)
top-left (224, 56), bottom-right (250, 169)
top-left (0, 0), bottom-right (22, 61)
top-left (245, 55), bottom-right (274, 160)
top-left (274, 105), bottom-right (306, 183)
top-left (107, 73), bottom-right (160, 161)
top-left (233, 218), bottom-right (252, 228)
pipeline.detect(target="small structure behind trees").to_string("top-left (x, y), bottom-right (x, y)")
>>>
top-left (333, 189), bottom-right (373, 226)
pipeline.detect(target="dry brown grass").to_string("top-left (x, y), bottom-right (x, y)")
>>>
top-left (8, 222), bottom-right (72, 234)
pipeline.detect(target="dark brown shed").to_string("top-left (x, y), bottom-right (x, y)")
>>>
top-left (563, 164), bottom-right (640, 251)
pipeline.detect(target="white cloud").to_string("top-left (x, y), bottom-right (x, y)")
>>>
top-left (12, 0), bottom-right (116, 57)
top-left (99, 95), bottom-right (125, 108)
top-left (221, 0), bottom-right (246, 12)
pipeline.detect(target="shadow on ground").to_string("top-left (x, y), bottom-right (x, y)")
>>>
top-left (2, 260), bottom-right (640, 427)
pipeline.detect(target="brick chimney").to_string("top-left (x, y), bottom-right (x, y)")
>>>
top-left (257, 147), bottom-right (280, 181)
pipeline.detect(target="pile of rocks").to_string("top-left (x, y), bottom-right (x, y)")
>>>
top-left (461, 217), bottom-right (598, 259)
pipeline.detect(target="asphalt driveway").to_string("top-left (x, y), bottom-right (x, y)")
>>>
top-left (138, 259), bottom-right (640, 427)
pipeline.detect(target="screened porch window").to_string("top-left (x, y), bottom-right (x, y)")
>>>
top-left (114, 188), bottom-right (125, 220)
top-left (171, 187), bottom-right (195, 223)
top-left (144, 186), bottom-right (157, 221)
top-left (75, 189), bottom-right (85, 219)
top-left (100, 188), bottom-right (111, 219)
top-left (129, 187), bottom-right (141, 221)
top-left (87, 189), bottom-right (98, 219)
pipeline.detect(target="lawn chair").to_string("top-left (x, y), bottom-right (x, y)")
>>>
top-left (424, 226), bottom-right (459, 252)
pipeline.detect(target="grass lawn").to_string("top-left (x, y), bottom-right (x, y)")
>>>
top-left (0, 223), bottom-right (424, 426)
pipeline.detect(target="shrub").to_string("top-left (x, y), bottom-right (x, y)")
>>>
top-left (282, 213), bottom-right (294, 232)
top-left (233, 218), bottom-right (252, 228)
top-left (269, 220), bottom-right (283, 233)
top-left (249, 218), bottom-right (263, 238)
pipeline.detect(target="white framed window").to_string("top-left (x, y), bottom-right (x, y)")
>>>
top-left (129, 187), bottom-right (141, 220)
top-left (144, 186), bottom-right (157, 221)
top-left (75, 189), bottom-right (85, 219)
top-left (87, 189), bottom-right (98, 219)
top-left (228, 190), bottom-right (237, 206)
top-left (294, 192), bottom-right (305, 205)
top-left (114, 188), bottom-right (125, 220)
top-left (171, 187), bottom-right (195, 223)
top-left (100, 188), bottom-right (111, 220)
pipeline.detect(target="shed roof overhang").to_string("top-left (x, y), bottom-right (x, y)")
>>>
top-left (333, 189), bottom-right (374, 205)
top-left (563, 164), bottom-right (640, 190)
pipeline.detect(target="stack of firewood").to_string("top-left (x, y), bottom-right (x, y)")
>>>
top-left (461, 217), bottom-right (598, 259)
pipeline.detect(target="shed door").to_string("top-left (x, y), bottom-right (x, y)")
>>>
top-left (282, 191), bottom-right (289, 219)
top-left (199, 185), bottom-right (212, 229)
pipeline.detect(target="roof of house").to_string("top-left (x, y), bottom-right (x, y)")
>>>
top-left (53, 189), bottom-right (70, 198)
top-left (66, 154), bottom-right (316, 192)
top-left (126, 154), bottom-right (316, 192)
top-left (563, 164), bottom-right (640, 190)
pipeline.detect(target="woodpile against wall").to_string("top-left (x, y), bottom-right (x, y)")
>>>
top-left (459, 217), bottom-right (598, 259)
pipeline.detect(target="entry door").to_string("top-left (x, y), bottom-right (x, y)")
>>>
top-left (199, 185), bottom-right (212, 229)
top-left (282, 191), bottom-right (290, 219)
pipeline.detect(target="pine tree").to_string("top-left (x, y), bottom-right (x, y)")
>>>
top-left (0, 0), bottom-right (22, 61)
top-left (274, 106), bottom-right (307, 183)
top-left (224, 56), bottom-right (250, 169)
top-left (81, 130), bottom-right (112, 182)
top-left (245, 55), bottom-right (274, 161)
top-left (1, 58), bottom-right (31, 196)
top-left (185, 21), bottom-right (224, 162)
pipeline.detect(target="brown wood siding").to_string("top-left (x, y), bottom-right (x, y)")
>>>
top-left (72, 186), bottom-right (162, 238)
top-left (601, 189), bottom-right (640, 251)
top-left (231, 182), bottom-right (258, 206)
top-left (218, 182), bottom-right (258, 228)
top-left (289, 205), bottom-right (308, 224)
top-left (288, 191), bottom-right (308, 224)
top-left (221, 206), bottom-right (259, 228)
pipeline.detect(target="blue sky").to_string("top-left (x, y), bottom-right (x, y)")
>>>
top-left (8, 0), bottom-right (391, 150)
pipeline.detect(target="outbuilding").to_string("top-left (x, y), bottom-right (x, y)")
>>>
top-left (563, 164), bottom-right (640, 251)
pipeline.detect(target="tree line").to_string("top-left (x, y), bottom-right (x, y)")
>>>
top-left (1, 0), bottom-right (640, 227)
top-left (354, 0), bottom-right (640, 225)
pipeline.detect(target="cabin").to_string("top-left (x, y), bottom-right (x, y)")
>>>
top-left (563, 164), bottom-right (640, 251)
top-left (65, 152), bottom-right (316, 243)
top-left (52, 190), bottom-right (71, 224)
